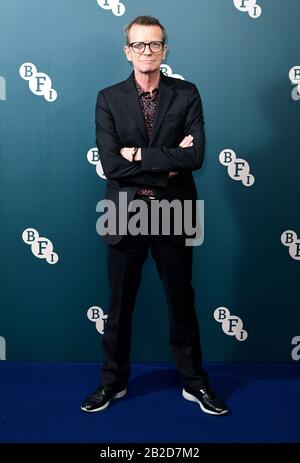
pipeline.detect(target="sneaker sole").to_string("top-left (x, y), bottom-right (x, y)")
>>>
top-left (182, 388), bottom-right (228, 415)
top-left (81, 388), bottom-right (127, 413)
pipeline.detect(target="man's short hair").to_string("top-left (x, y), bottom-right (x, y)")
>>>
top-left (124, 15), bottom-right (167, 45)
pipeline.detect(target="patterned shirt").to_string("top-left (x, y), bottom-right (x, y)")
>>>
top-left (134, 76), bottom-right (160, 198)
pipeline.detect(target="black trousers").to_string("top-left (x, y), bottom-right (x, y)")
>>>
top-left (100, 201), bottom-right (208, 391)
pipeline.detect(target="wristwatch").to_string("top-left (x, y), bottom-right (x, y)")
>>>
top-left (131, 147), bottom-right (139, 161)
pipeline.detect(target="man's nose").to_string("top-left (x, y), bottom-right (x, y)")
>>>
top-left (143, 44), bottom-right (152, 54)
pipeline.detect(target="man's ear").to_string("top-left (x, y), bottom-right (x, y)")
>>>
top-left (123, 45), bottom-right (132, 62)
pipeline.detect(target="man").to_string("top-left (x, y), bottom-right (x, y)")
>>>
top-left (81, 16), bottom-right (229, 415)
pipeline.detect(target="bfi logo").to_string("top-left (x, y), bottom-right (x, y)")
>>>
top-left (289, 66), bottom-right (300, 101)
top-left (19, 63), bottom-right (57, 102)
top-left (160, 64), bottom-right (184, 80)
top-left (87, 147), bottom-right (107, 179)
top-left (0, 76), bottom-right (6, 101)
top-left (214, 307), bottom-right (248, 341)
top-left (281, 230), bottom-right (300, 261)
top-left (219, 149), bottom-right (255, 187)
top-left (0, 336), bottom-right (6, 360)
top-left (233, 0), bottom-right (262, 19)
top-left (22, 228), bottom-right (59, 264)
top-left (87, 306), bottom-right (108, 334)
top-left (97, 0), bottom-right (125, 16)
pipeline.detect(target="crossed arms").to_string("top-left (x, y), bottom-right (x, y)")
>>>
top-left (95, 84), bottom-right (205, 187)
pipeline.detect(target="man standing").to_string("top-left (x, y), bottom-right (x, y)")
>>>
top-left (81, 16), bottom-right (229, 415)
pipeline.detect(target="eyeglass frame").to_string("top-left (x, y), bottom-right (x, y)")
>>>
top-left (128, 41), bottom-right (166, 54)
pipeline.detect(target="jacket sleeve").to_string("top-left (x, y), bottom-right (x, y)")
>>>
top-left (95, 90), bottom-right (169, 187)
top-left (141, 84), bottom-right (205, 172)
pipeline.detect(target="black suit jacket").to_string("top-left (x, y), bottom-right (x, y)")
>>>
top-left (95, 70), bottom-right (205, 245)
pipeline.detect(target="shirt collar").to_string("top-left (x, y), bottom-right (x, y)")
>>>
top-left (134, 74), bottom-right (160, 97)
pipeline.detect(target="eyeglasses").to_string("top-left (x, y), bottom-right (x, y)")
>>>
top-left (128, 41), bottom-right (165, 54)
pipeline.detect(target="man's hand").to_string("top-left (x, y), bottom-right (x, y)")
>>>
top-left (169, 134), bottom-right (194, 177)
top-left (120, 147), bottom-right (142, 162)
top-left (179, 134), bottom-right (194, 148)
top-left (120, 147), bottom-right (133, 161)
top-left (119, 134), bottom-right (193, 178)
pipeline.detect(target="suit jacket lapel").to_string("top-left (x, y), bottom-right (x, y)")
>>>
top-left (123, 70), bottom-right (174, 147)
top-left (149, 72), bottom-right (174, 146)
top-left (123, 71), bottom-right (148, 144)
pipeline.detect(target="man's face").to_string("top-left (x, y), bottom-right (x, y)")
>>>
top-left (124, 24), bottom-right (168, 74)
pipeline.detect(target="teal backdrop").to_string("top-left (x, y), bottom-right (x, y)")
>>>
top-left (0, 0), bottom-right (299, 361)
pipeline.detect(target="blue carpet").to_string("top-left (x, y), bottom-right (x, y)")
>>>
top-left (0, 362), bottom-right (299, 443)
